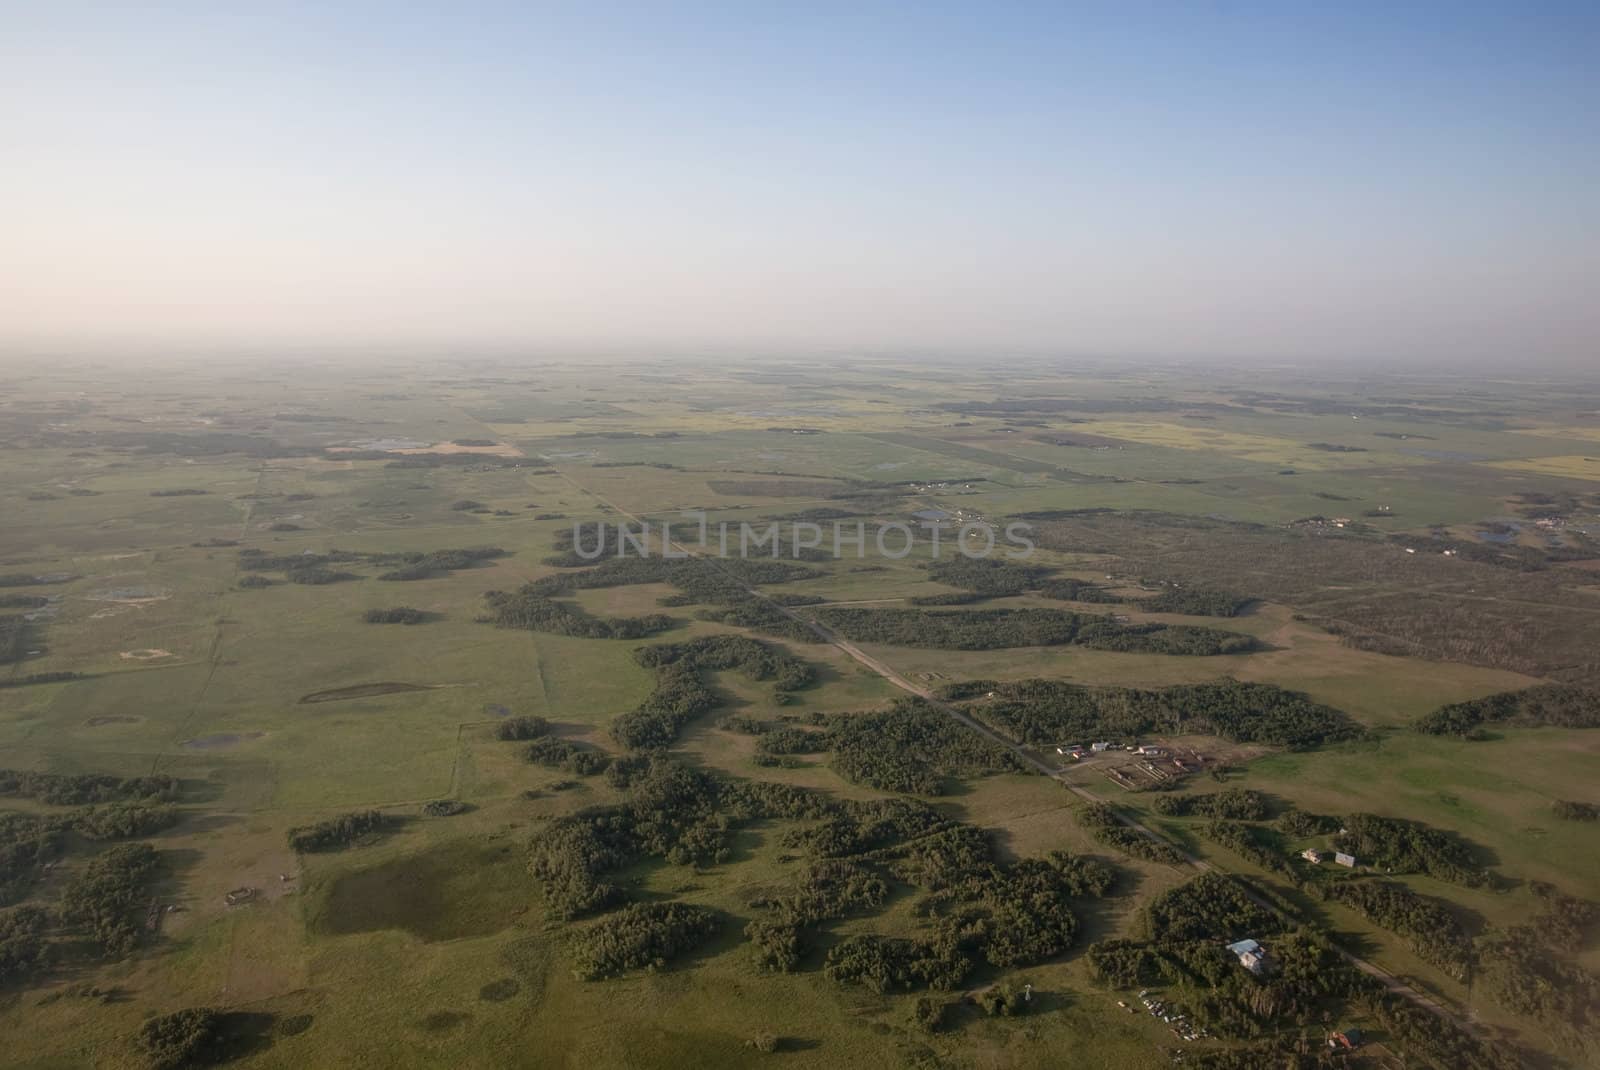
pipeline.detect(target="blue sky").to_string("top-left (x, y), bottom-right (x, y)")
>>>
top-left (1, 2), bottom-right (1596, 364)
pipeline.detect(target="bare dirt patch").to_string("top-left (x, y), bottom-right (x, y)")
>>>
top-left (120, 648), bottom-right (174, 660)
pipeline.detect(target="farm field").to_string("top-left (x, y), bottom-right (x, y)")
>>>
top-left (2, 358), bottom-right (1599, 1070)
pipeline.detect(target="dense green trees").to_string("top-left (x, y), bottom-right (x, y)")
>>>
top-left (0, 770), bottom-right (178, 806)
top-left (1141, 872), bottom-right (1281, 943)
top-left (1333, 814), bottom-right (1487, 887)
top-left (954, 678), bottom-right (1360, 751)
top-left (924, 558), bottom-right (1051, 596)
top-left (1086, 938), bottom-right (1164, 987)
top-left (1415, 684), bottom-right (1600, 736)
top-left (0, 615), bottom-right (29, 665)
top-left (60, 843), bottom-right (161, 957)
top-left (1153, 789), bottom-right (1270, 820)
top-left (133, 1007), bottom-right (225, 1070)
top-left (570, 902), bottom-right (721, 980)
top-left (816, 606), bottom-right (1256, 655)
top-left (495, 716), bottom-right (550, 741)
top-left (363, 606), bottom-right (428, 624)
top-left (0, 905), bottom-right (49, 987)
top-left (1, 813), bottom-right (64, 906)
top-left (825, 700), bottom-right (1023, 795)
top-left (695, 600), bottom-right (820, 642)
top-left (287, 810), bottom-right (387, 853)
top-left (376, 546), bottom-right (510, 579)
top-left (73, 803), bottom-right (178, 841)
top-left (1276, 809), bottom-right (1341, 837)
top-left (1553, 800), bottom-right (1598, 821)
top-left (525, 737), bottom-right (609, 776)
top-left (1141, 588), bottom-right (1255, 616)
top-left (0, 671), bottom-right (80, 690)
top-left (1076, 803), bottom-right (1188, 865)
top-left (822, 933), bottom-right (972, 993)
top-left (612, 636), bottom-right (813, 749)
top-left (1037, 577), bottom-right (1122, 603)
top-left (485, 585), bottom-right (673, 639)
top-left (1199, 820), bottom-right (1294, 878)
top-left (1322, 879), bottom-right (1473, 980)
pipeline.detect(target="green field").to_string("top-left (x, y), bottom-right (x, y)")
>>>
top-left (2, 359), bottom-right (1599, 1069)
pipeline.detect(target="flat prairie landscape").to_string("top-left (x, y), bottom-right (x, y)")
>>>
top-left (2, 358), bottom-right (1600, 1069)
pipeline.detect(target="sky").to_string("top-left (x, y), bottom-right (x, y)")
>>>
top-left (1, 2), bottom-right (1597, 365)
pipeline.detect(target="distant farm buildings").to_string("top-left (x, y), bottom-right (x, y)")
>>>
top-left (1301, 848), bottom-right (1327, 863)
top-left (1335, 852), bottom-right (1357, 868)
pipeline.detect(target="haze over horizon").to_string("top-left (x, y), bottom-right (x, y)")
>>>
top-left (2, 2), bottom-right (1597, 367)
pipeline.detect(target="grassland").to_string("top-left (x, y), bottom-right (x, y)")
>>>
top-left (1, 359), bottom-right (1598, 1068)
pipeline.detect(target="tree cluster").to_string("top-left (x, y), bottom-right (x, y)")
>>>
top-left (612, 636), bottom-right (814, 749)
top-left (374, 546), bottom-right (508, 580)
top-left (1037, 577), bottom-right (1123, 603)
top-left (823, 699), bottom-right (1023, 795)
top-left (1333, 813), bottom-right (1487, 887)
top-left (1199, 820), bottom-right (1294, 878)
top-left (0, 905), bottom-right (49, 988)
top-left (1141, 587), bottom-right (1255, 617)
top-left (1076, 803), bottom-right (1188, 865)
top-left (484, 586), bottom-right (673, 639)
top-left (1320, 879), bottom-right (1473, 980)
top-left (525, 737), bottom-right (609, 776)
top-left (133, 1007), bottom-right (225, 1070)
top-left (954, 678), bottom-right (1361, 751)
top-left (495, 716), bottom-right (550, 741)
top-left (924, 558), bottom-right (1051, 596)
top-left (1153, 788), bottom-right (1270, 820)
top-left (1140, 872), bottom-right (1281, 944)
top-left (815, 606), bottom-right (1257, 655)
top-left (60, 842), bottom-right (161, 957)
top-left (286, 810), bottom-right (387, 853)
top-left (1553, 799), bottom-right (1598, 821)
top-left (0, 769), bottom-right (178, 806)
top-left (1415, 684), bottom-right (1600, 737)
top-left (363, 606), bottom-right (428, 624)
top-left (570, 902), bottom-right (721, 980)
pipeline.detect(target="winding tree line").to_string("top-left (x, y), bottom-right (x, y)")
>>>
top-left (1153, 789), bottom-right (1271, 820)
top-left (237, 545), bottom-right (507, 585)
top-left (940, 677), bottom-right (1364, 750)
top-left (484, 585), bottom-right (674, 640)
top-left (611, 636), bottom-right (814, 749)
top-left (287, 810), bottom-right (387, 853)
top-left (1319, 879), bottom-right (1474, 980)
top-left (1076, 803), bottom-right (1188, 865)
top-left (1414, 684), bottom-right (1600, 737)
top-left (0, 770), bottom-right (178, 806)
top-left (922, 556), bottom-right (1255, 616)
top-left (814, 606), bottom-right (1258, 655)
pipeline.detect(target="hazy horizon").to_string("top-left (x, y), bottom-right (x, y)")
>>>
top-left (3, 3), bottom-right (1597, 367)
